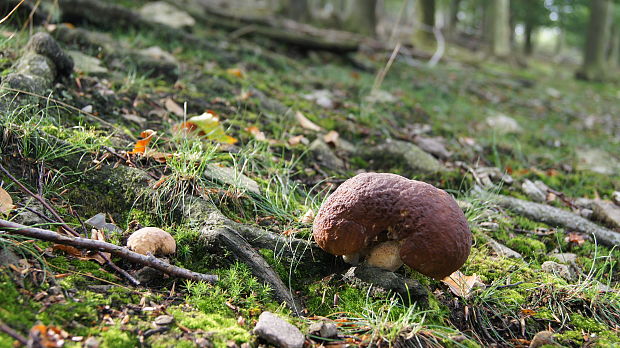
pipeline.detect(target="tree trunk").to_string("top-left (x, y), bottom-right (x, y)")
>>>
top-left (485, 0), bottom-right (511, 57)
top-left (577, 0), bottom-right (614, 80)
top-left (524, 21), bottom-right (534, 56)
top-left (608, 23), bottom-right (620, 69)
top-left (281, 0), bottom-right (310, 21)
top-left (446, 0), bottom-right (461, 36)
top-left (341, 0), bottom-right (377, 36)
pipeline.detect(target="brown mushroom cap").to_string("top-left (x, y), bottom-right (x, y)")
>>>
top-left (312, 173), bottom-right (471, 279)
top-left (127, 227), bottom-right (176, 256)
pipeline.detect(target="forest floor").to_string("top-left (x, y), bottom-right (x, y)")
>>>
top-left (0, 1), bottom-right (619, 347)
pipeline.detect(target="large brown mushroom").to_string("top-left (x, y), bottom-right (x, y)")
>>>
top-left (313, 173), bottom-right (471, 279)
top-left (127, 227), bottom-right (176, 256)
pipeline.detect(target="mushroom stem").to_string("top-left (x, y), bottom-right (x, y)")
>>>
top-left (364, 240), bottom-right (404, 272)
top-left (343, 253), bottom-right (360, 265)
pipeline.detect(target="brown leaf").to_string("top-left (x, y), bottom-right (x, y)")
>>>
top-left (164, 98), bottom-right (184, 117)
top-left (295, 111), bottom-right (323, 132)
top-left (288, 135), bottom-right (307, 146)
top-left (441, 271), bottom-right (484, 298)
top-left (245, 126), bottom-right (267, 141)
top-left (323, 130), bottom-right (339, 146)
top-left (0, 187), bottom-right (14, 214)
top-left (128, 130), bottom-right (156, 154)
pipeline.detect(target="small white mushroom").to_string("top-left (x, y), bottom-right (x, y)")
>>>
top-left (126, 227), bottom-right (176, 255)
top-left (364, 240), bottom-right (404, 272)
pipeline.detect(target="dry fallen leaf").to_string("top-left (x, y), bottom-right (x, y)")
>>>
top-left (295, 111), bottom-right (323, 132)
top-left (300, 209), bottom-right (315, 224)
top-left (226, 68), bottom-right (244, 78)
top-left (245, 126), bottom-right (267, 141)
top-left (187, 112), bottom-right (237, 144)
top-left (288, 135), bottom-right (308, 146)
top-left (323, 130), bottom-right (339, 146)
top-left (128, 130), bottom-right (156, 154)
top-left (164, 97), bottom-right (184, 117)
top-left (0, 187), bottom-right (14, 214)
top-left (441, 270), bottom-right (484, 298)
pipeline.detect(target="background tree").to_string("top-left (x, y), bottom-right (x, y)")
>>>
top-left (341, 0), bottom-right (378, 36)
top-left (511, 0), bottom-right (550, 55)
top-left (577, 0), bottom-right (614, 80)
top-left (485, 0), bottom-right (511, 57)
top-left (279, 0), bottom-right (310, 21)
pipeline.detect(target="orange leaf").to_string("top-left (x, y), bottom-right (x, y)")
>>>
top-left (245, 126), bottom-right (266, 141)
top-left (128, 130), bottom-right (156, 154)
top-left (0, 187), bottom-right (14, 214)
top-left (226, 68), bottom-right (244, 78)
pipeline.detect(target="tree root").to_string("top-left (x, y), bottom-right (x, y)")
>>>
top-left (483, 192), bottom-right (620, 247)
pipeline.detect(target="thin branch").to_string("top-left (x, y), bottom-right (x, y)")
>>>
top-left (0, 162), bottom-right (141, 285)
top-left (0, 219), bottom-right (219, 284)
top-left (0, 319), bottom-right (27, 346)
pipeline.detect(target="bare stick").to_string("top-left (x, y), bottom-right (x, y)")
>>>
top-left (0, 219), bottom-right (219, 284)
top-left (0, 319), bottom-right (27, 346)
top-left (0, 162), bottom-right (141, 285)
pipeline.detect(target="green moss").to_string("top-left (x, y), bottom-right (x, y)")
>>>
top-left (170, 308), bottom-right (251, 344)
top-left (100, 326), bottom-right (139, 348)
top-left (506, 237), bottom-right (546, 259)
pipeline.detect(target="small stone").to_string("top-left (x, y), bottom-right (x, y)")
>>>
top-left (254, 312), bottom-right (305, 348)
top-left (575, 148), bottom-right (620, 175)
top-left (84, 337), bottom-right (100, 348)
top-left (548, 253), bottom-right (577, 264)
top-left (364, 90), bottom-right (397, 103)
top-left (486, 236), bottom-right (522, 258)
top-left (612, 191), bottom-right (620, 205)
top-left (522, 180), bottom-right (546, 202)
top-left (590, 200), bottom-right (620, 229)
top-left (139, 1), bottom-right (195, 29)
top-left (413, 136), bottom-right (452, 159)
top-left (485, 113), bottom-right (522, 134)
top-left (541, 261), bottom-right (574, 280)
top-left (67, 50), bottom-right (108, 75)
top-left (309, 138), bottom-right (345, 171)
top-left (529, 330), bottom-right (557, 348)
top-left (154, 315), bottom-right (174, 326)
top-left (363, 139), bottom-right (445, 174)
top-left (303, 90), bottom-right (334, 109)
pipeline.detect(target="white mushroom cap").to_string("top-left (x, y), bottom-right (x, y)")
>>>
top-left (364, 240), bottom-right (404, 272)
top-left (127, 227), bottom-right (176, 255)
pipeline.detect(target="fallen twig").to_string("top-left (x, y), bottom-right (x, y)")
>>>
top-left (0, 162), bottom-right (141, 285)
top-left (0, 219), bottom-right (219, 284)
top-left (0, 319), bottom-right (27, 346)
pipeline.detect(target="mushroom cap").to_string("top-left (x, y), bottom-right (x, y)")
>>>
top-left (312, 173), bottom-right (471, 279)
top-left (364, 240), bottom-right (404, 272)
top-left (127, 227), bottom-right (176, 255)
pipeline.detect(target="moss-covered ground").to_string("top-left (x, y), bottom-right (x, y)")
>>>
top-left (0, 1), bottom-right (619, 347)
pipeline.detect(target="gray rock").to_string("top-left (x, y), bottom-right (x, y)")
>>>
top-left (84, 337), bottom-right (100, 348)
top-left (413, 136), bottom-right (452, 159)
top-left (132, 46), bottom-right (179, 81)
top-left (0, 248), bottom-right (20, 267)
top-left (574, 197), bottom-right (594, 208)
top-left (485, 236), bottom-right (522, 258)
top-left (541, 261), bottom-right (574, 280)
top-left (579, 208), bottom-right (594, 219)
top-left (15, 53), bottom-right (56, 85)
top-left (253, 312), bottom-right (304, 348)
top-left (303, 90), bottom-right (334, 109)
top-left (364, 90), bottom-right (397, 103)
top-left (522, 179), bottom-right (546, 202)
top-left (309, 138), bottom-right (345, 171)
top-left (474, 167), bottom-right (514, 188)
top-left (204, 164), bottom-right (261, 195)
top-left (139, 1), bottom-right (195, 29)
top-left (612, 191), bottom-right (620, 205)
top-left (363, 139), bottom-right (445, 174)
top-left (85, 213), bottom-right (123, 234)
top-left (575, 148), bottom-right (620, 175)
top-left (342, 265), bottom-right (427, 306)
top-left (308, 321), bottom-right (338, 338)
top-left (485, 113), bottom-right (522, 134)
top-left (25, 32), bottom-right (74, 77)
top-left (67, 50), bottom-right (108, 75)
top-left (590, 200), bottom-right (620, 229)
top-left (548, 253), bottom-right (577, 264)
top-left (14, 200), bottom-right (47, 226)
top-left (154, 315), bottom-right (174, 326)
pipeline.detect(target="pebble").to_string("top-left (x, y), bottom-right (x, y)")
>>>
top-left (308, 321), bottom-right (338, 338)
top-left (541, 261), bottom-right (574, 280)
top-left (253, 312), bottom-right (305, 348)
top-left (154, 315), bottom-right (174, 326)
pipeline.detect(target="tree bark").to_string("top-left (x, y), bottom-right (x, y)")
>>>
top-left (341, 0), bottom-right (377, 36)
top-left (418, 0), bottom-right (436, 42)
top-left (576, 0), bottom-right (614, 80)
top-left (446, 0), bottom-right (461, 37)
top-left (485, 0), bottom-right (511, 57)
top-left (524, 20), bottom-right (534, 56)
top-left (608, 22), bottom-right (620, 69)
top-left (281, 0), bottom-right (310, 21)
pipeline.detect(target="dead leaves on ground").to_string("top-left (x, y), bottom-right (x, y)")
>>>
top-left (0, 187), bottom-right (15, 214)
top-left (441, 271), bottom-right (485, 298)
